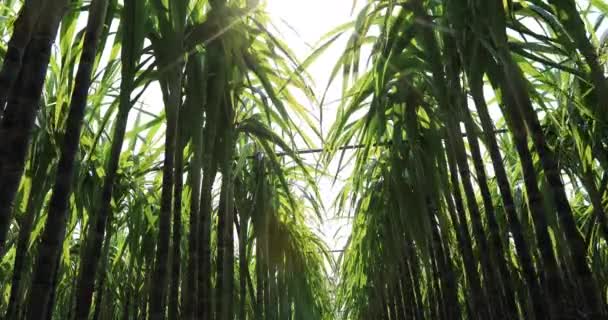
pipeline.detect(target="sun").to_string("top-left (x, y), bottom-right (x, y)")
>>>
top-left (264, 0), bottom-right (353, 45)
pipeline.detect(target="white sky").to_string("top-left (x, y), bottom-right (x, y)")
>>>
top-left (265, 0), bottom-right (360, 258)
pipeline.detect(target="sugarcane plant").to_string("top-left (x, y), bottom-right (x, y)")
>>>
top-left (326, 0), bottom-right (608, 319)
top-left (0, 0), bottom-right (331, 319)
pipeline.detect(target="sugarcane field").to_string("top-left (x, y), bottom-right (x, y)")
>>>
top-left (1, 0), bottom-right (608, 319)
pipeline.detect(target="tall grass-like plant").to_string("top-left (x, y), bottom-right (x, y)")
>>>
top-left (1, 0), bottom-right (608, 319)
top-left (323, 0), bottom-right (608, 318)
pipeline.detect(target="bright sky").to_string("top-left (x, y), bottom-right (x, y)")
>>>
top-left (264, 0), bottom-right (360, 258)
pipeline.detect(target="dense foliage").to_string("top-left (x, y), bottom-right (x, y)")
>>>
top-left (0, 0), bottom-right (330, 319)
top-left (328, 0), bottom-right (608, 319)
top-left (1, 0), bottom-right (608, 319)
